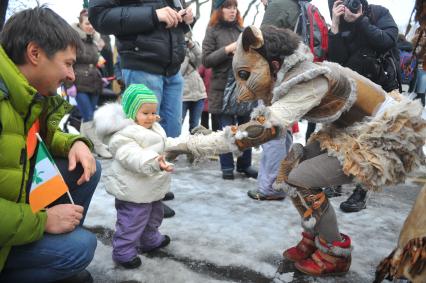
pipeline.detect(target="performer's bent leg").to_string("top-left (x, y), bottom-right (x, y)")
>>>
top-left (277, 142), bottom-right (353, 275)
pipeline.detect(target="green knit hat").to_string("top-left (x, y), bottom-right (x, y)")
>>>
top-left (122, 84), bottom-right (158, 120)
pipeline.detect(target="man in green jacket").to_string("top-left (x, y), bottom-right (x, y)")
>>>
top-left (0, 7), bottom-right (101, 283)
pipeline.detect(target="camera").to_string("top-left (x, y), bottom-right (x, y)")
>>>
top-left (343, 0), bottom-right (361, 13)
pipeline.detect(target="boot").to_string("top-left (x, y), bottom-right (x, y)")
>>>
top-left (295, 233), bottom-right (352, 276)
top-left (283, 232), bottom-right (316, 262)
top-left (340, 184), bottom-right (367, 213)
top-left (237, 166), bottom-right (258, 179)
top-left (80, 121), bottom-right (112, 159)
top-left (163, 203), bottom-right (175, 218)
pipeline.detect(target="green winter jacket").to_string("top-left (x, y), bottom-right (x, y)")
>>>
top-left (261, 0), bottom-right (300, 30)
top-left (0, 46), bottom-right (92, 271)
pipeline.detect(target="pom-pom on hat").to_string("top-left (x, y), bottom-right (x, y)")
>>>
top-left (122, 84), bottom-right (158, 120)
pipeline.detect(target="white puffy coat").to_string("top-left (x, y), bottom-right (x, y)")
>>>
top-left (94, 103), bottom-right (171, 203)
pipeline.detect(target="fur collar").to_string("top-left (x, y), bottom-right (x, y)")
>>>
top-left (275, 43), bottom-right (313, 86)
top-left (71, 22), bottom-right (102, 49)
top-left (93, 103), bottom-right (134, 140)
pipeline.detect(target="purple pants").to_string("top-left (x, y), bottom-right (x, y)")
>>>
top-left (112, 199), bottom-right (165, 263)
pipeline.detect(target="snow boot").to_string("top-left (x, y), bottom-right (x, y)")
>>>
top-left (295, 233), bottom-right (352, 276)
top-left (80, 121), bottom-right (112, 159)
top-left (340, 184), bottom-right (367, 213)
top-left (117, 256), bottom-right (142, 269)
top-left (237, 166), bottom-right (258, 179)
top-left (283, 232), bottom-right (316, 262)
top-left (163, 203), bottom-right (175, 218)
top-left (324, 185), bottom-right (342, 198)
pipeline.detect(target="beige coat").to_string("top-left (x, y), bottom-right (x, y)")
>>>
top-left (181, 41), bottom-right (207, 102)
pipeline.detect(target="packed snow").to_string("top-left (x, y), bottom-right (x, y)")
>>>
top-left (71, 119), bottom-right (425, 283)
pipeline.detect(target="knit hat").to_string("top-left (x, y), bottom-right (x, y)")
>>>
top-left (214, 0), bottom-right (226, 9)
top-left (121, 84), bottom-right (158, 120)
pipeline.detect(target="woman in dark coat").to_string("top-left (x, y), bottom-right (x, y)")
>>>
top-left (202, 0), bottom-right (257, 180)
top-left (72, 9), bottom-right (111, 158)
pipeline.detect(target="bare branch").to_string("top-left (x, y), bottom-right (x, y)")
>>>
top-left (242, 0), bottom-right (257, 20)
top-left (251, 3), bottom-right (261, 25)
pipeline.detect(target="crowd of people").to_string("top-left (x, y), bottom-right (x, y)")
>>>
top-left (0, 0), bottom-right (424, 282)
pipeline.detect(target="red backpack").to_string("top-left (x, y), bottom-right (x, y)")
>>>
top-left (295, 1), bottom-right (329, 62)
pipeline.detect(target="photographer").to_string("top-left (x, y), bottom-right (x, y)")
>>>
top-left (327, 0), bottom-right (399, 213)
top-left (328, 0), bottom-right (399, 92)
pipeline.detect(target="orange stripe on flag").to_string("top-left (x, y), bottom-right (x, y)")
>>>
top-left (29, 175), bottom-right (68, 213)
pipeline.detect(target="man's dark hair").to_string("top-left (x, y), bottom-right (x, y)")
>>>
top-left (0, 6), bottom-right (82, 65)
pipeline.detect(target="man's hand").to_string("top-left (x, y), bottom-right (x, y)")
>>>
top-left (45, 204), bottom-right (84, 234)
top-left (331, 0), bottom-right (344, 34)
top-left (68, 141), bottom-right (96, 185)
top-left (180, 7), bottom-right (194, 25)
top-left (156, 7), bottom-right (182, 28)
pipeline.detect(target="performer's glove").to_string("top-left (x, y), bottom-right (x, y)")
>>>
top-left (231, 116), bottom-right (279, 151)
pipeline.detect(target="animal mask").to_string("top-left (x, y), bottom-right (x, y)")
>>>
top-left (233, 26), bottom-right (274, 105)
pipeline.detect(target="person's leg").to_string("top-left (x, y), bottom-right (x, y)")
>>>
top-left (188, 99), bottom-right (205, 133)
top-left (182, 101), bottom-right (190, 130)
top-left (283, 143), bottom-right (352, 275)
top-left (0, 227), bottom-right (97, 283)
top-left (75, 92), bottom-right (94, 122)
top-left (256, 131), bottom-right (292, 197)
top-left (52, 158), bottom-right (101, 223)
top-left (162, 73), bottom-right (184, 137)
top-left (211, 113), bottom-right (220, 131)
top-left (112, 200), bottom-right (151, 264)
top-left (305, 122), bottom-right (316, 143)
top-left (236, 115), bottom-right (253, 173)
top-left (218, 114), bottom-right (236, 175)
top-left (140, 201), bottom-right (168, 251)
top-left (201, 111), bottom-right (209, 129)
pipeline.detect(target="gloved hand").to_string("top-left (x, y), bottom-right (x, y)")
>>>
top-left (231, 115), bottom-right (280, 151)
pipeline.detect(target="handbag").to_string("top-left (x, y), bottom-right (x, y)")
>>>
top-left (222, 70), bottom-right (257, 116)
top-left (347, 48), bottom-right (400, 92)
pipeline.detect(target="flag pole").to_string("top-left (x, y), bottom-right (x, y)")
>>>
top-left (35, 133), bottom-right (75, 205)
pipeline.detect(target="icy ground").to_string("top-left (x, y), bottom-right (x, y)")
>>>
top-left (78, 120), bottom-right (426, 283)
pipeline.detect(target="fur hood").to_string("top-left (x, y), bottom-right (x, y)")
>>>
top-left (93, 103), bottom-right (134, 141)
top-left (71, 22), bottom-right (103, 50)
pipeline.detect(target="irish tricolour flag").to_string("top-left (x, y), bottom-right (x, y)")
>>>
top-left (29, 134), bottom-right (68, 213)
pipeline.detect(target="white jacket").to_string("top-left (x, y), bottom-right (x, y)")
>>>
top-left (94, 103), bottom-right (171, 203)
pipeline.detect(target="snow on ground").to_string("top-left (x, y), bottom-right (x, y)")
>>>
top-left (76, 118), bottom-right (425, 283)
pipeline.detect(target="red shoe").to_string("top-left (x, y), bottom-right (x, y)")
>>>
top-left (283, 232), bottom-right (316, 262)
top-left (295, 233), bottom-right (352, 276)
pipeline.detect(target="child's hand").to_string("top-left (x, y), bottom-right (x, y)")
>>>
top-left (157, 155), bottom-right (174, 172)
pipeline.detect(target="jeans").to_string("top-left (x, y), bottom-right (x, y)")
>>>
top-left (122, 69), bottom-right (183, 138)
top-left (258, 131), bottom-right (293, 195)
top-left (182, 99), bottom-right (205, 133)
top-left (0, 158), bottom-right (101, 283)
top-left (76, 92), bottom-right (99, 122)
top-left (219, 114), bottom-right (252, 171)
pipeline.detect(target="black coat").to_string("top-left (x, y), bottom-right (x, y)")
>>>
top-left (328, 4), bottom-right (399, 91)
top-left (89, 0), bottom-right (190, 77)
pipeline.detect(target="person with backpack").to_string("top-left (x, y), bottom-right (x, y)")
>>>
top-left (328, 0), bottom-right (400, 213)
